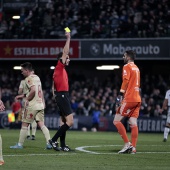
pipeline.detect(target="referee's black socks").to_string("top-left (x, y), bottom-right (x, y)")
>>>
top-left (52, 124), bottom-right (69, 142)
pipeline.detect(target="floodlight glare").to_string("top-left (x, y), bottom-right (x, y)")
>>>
top-left (96, 65), bottom-right (120, 70)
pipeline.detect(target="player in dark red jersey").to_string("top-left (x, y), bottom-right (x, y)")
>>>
top-left (49, 30), bottom-right (74, 152)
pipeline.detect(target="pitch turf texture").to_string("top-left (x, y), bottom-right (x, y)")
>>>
top-left (1, 129), bottom-right (170, 170)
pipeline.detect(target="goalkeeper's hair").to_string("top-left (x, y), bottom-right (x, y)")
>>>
top-left (20, 62), bottom-right (33, 71)
top-left (125, 50), bottom-right (136, 60)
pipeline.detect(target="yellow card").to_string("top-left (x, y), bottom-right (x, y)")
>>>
top-left (64, 27), bottom-right (71, 32)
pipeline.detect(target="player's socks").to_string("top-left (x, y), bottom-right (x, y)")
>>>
top-left (113, 121), bottom-right (129, 143)
top-left (164, 126), bottom-right (170, 140)
top-left (52, 124), bottom-right (69, 142)
top-left (18, 126), bottom-right (28, 145)
top-left (0, 135), bottom-right (4, 161)
top-left (32, 121), bottom-right (37, 137)
top-left (27, 124), bottom-right (30, 137)
top-left (130, 125), bottom-right (138, 147)
top-left (41, 125), bottom-right (50, 143)
top-left (60, 131), bottom-right (66, 147)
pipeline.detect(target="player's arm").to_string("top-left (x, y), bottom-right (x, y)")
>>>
top-left (115, 78), bottom-right (129, 108)
top-left (61, 32), bottom-right (71, 64)
top-left (18, 88), bottom-right (23, 95)
top-left (0, 87), bottom-right (5, 112)
top-left (160, 99), bottom-right (168, 114)
top-left (15, 94), bottom-right (25, 100)
top-left (18, 80), bottom-right (24, 95)
top-left (26, 85), bottom-right (35, 102)
top-left (120, 66), bottom-right (129, 95)
top-left (41, 89), bottom-right (46, 108)
top-left (120, 78), bottom-right (129, 94)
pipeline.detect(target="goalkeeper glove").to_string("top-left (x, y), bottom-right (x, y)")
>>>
top-left (116, 92), bottom-right (124, 107)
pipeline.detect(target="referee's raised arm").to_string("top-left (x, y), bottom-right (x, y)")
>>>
top-left (61, 32), bottom-right (71, 64)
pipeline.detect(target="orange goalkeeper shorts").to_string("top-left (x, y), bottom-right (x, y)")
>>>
top-left (116, 102), bottom-right (141, 118)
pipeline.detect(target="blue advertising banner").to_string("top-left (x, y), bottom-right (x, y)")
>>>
top-left (81, 38), bottom-right (170, 60)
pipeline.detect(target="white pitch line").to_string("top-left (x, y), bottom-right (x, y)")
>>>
top-left (4, 153), bottom-right (76, 157)
top-left (4, 145), bottom-right (170, 157)
top-left (75, 145), bottom-right (170, 154)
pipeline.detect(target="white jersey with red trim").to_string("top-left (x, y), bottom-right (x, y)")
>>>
top-left (25, 74), bottom-right (44, 110)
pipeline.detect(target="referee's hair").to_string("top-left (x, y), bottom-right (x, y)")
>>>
top-left (57, 52), bottom-right (63, 60)
top-left (20, 62), bottom-right (33, 71)
top-left (125, 50), bottom-right (136, 60)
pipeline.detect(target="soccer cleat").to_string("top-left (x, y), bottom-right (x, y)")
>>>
top-left (31, 135), bottom-right (35, 140)
top-left (46, 143), bottom-right (52, 149)
top-left (10, 143), bottom-right (23, 149)
top-left (118, 144), bottom-right (133, 154)
top-left (60, 145), bottom-right (72, 152)
top-left (0, 161), bottom-right (4, 166)
top-left (129, 147), bottom-right (136, 154)
top-left (48, 140), bottom-right (61, 151)
top-left (163, 138), bottom-right (167, 142)
top-left (27, 136), bottom-right (31, 140)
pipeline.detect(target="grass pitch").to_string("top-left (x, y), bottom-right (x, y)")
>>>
top-left (1, 129), bottom-right (170, 170)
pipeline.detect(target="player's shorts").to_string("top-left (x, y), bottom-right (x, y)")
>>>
top-left (55, 91), bottom-right (73, 117)
top-left (116, 102), bottom-right (141, 118)
top-left (166, 112), bottom-right (170, 124)
top-left (22, 108), bottom-right (44, 123)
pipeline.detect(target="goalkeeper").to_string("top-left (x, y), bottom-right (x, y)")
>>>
top-left (113, 50), bottom-right (141, 154)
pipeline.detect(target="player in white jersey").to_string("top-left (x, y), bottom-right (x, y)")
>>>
top-left (10, 62), bottom-right (52, 149)
top-left (0, 86), bottom-right (5, 166)
top-left (160, 89), bottom-right (170, 142)
top-left (18, 79), bottom-right (37, 140)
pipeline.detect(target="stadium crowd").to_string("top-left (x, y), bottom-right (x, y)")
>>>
top-left (0, 68), bottom-right (169, 118)
top-left (0, 0), bottom-right (170, 39)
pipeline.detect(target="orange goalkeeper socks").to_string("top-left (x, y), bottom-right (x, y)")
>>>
top-left (114, 121), bottom-right (129, 143)
top-left (130, 125), bottom-right (138, 148)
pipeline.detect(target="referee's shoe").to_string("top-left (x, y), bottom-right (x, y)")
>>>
top-left (60, 145), bottom-right (73, 152)
top-left (48, 139), bottom-right (61, 151)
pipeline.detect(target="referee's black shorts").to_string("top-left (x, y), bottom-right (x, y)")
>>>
top-left (55, 91), bottom-right (73, 117)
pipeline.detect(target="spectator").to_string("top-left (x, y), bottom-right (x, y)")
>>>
top-left (0, 20), bottom-right (8, 38)
top-left (11, 98), bottom-right (21, 121)
top-left (92, 20), bottom-right (103, 38)
top-left (91, 105), bottom-right (101, 132)
top-left (0, 0), bottom-right (169, 39)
